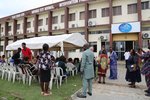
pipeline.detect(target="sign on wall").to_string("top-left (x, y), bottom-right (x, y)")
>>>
top-left (111, 22), bottom-right (140, 34)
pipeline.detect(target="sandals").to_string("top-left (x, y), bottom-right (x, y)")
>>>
top-left (41, 91), bottom-right (52, 96)
top-left (43, 93), bottom-right (50, 96)
top-left (130, 85), bottom-right (136, 88)
top-left (41, 92), bottom-right (44, 95)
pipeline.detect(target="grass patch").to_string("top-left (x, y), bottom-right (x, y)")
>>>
top-left (0, 75), bottom-right (82, 100)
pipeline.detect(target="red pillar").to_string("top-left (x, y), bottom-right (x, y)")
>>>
top-left (84, 3), bottom-right (89, 42)
top-left (109, 0), bottom-right (113, 47)
top-left (48, 11), bottom-right (52, 36)
top-left (137, 0), bottom-right (142, 48)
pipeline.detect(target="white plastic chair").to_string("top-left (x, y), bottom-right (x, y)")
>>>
top-left (16, 64), bottom-right (26, 84)
top-left (75, 67), bottom-right (78, 75)
top-left (49, 68), bottom-right (59, 90)
top-left (55, 67), bottom-right (67, 86)
top-left (24, 64), bottom-right (38, 86)
top-left (68, 69), bottom-right (75, 76)
top-left (7, 65), bottom-right (14, 81)
top-left (12, 65), bottom-right (22, 83)
top-left (1, 63), bottom-right (10, 80)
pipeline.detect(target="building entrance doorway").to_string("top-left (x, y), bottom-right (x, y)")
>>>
top-left (125, 41), bottom-right (133, 51)
top-left (113, 41), bottom-right (134, 60)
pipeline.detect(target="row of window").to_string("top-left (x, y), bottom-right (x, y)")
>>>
top-left (53, 1), bottom-right (150, 23)
top-left (43, 1), bottom-right (150, 23)
top-left (102, 1), bottom-right (149, 17)
top-left (1, 23), bottom-right (150, 33)
top-left (0, 1), bottom-right (149, 32)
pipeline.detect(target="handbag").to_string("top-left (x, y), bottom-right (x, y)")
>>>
top-left (127, 56), bottom-right (137, 72)
top-left (127, 64), bottom-right (136, 72)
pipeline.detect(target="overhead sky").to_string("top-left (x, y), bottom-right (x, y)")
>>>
top-left (0, 0), bottom-right (63, 18)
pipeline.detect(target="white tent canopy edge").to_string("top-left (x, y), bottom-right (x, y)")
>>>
top-left (6, 33), bottom-right (87, 52)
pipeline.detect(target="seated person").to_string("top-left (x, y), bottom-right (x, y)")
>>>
top-left (12, 48), bottom-right (22, 66)
top-left (0, 56), bottom-right (2, 65)
top-left (74, 58), bottom-right (80, 72)
top-left (57, 56), bottom-right (67, 75)
top-left (23, 57), bottom-right (38, 75)
top-left (1, 55), bottom-right (6, 63)
top-left (32, 55), bottom-right (39, 65)
top-left (66, 58), bottom-right (76, 71)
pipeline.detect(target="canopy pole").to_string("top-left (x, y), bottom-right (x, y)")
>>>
top-left (61, 41), bottom-right (64, 56)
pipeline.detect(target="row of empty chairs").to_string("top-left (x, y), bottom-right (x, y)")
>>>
top-left (0, 63), bottom-right (38, 86)
top-left (0, 63), bottom-right (79, 90)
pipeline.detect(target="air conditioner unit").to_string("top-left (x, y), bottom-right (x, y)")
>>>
top-left (9, 33), bottom-right (11, 35)
top-left (39, 28), bottom-right (42, 32)
top-left (27, 30), bottom-right (29, 33)
top-left (54, 26), bottom-right (58, 30)
top-left (71, 24), bottom-right (78, 28)
top-left (88, 21), bottom-right (96, 27)
top-left (72, 24), bottom-right (75, 28)
top-left (143, 33), bottom-right (150, 39)
top-left (99, 35), bottom-right (108, 41)
top-left (1, 34), bottom-right (4, 36)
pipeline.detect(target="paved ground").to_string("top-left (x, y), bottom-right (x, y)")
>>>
top-left (72, 62), bottom-right (150, 100)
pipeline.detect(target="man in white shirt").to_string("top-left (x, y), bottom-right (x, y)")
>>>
top-left (124, 50), bottom-right (130, 68)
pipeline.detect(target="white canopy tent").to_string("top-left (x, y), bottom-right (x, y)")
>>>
top-left (6, 33), bottom-right (87, 52)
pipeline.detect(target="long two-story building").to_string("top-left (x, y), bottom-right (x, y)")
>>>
top-left (0, 0), bottom-right (150, 60)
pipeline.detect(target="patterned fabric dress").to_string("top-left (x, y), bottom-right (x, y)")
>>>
top-left (140, 51), bottom-right (150, 90)
top-left (98, 54), bottom-right (108, 77)
top-left (38, 51), bottom-right (53, 82)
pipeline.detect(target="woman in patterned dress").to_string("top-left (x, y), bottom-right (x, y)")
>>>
top-left (137, 44), bottom-right (150, 96)
top-left (98, 50), bottom-right (108, 84)
top-left (38, 43), bottom-right (54, 96)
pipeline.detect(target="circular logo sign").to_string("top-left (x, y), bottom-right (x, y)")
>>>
top-left (119, 23), bottom-right (132, 33)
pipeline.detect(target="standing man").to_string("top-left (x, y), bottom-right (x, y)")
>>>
top-left (22, 42), bottom-right (32, 61)
top-left (77, 43), bottom-right (94, 98)
top-left (124, 50), bottom-right (130, 68)
top-left (90, 46), bottom-right (97, 78)
top-left (109, 47), bottom-right (118, 80)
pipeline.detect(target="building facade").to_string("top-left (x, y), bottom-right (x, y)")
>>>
top-left (0, 0), bottom-right (150, 60)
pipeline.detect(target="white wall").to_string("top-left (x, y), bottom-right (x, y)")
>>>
top-left (38, 13), bottom-right (48, 32)
top-left (0, 23), bottom-right (5, 36)
top-left (69, 5), bottom-right (85, 28)
top-left (0, 41), bottom-right (4, 55)
top-left (113, 0), bottom-right (138, 23)
top-left (89, 1), bottom-right (109, 25)
top-left (17, 19), bottom-right (23, 34)
top-left (27, 17), bottom-right (34, 33)
top-left (52, 9), bottom-right (65, 30)
top-left (8, 22), bottom-right (13, 36)
top-left (8, 40), bottom-right (14, 57)
top-left (142, 9), bottom-right (150, 21)
top-left (68, 51), bottom-right (82, 60)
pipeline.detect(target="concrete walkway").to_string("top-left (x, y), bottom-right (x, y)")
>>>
top-left (72, 62), bottom-right (150, 100)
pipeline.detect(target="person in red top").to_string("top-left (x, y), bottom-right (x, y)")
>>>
top-left (22, 42), bottom-right (32, 61)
